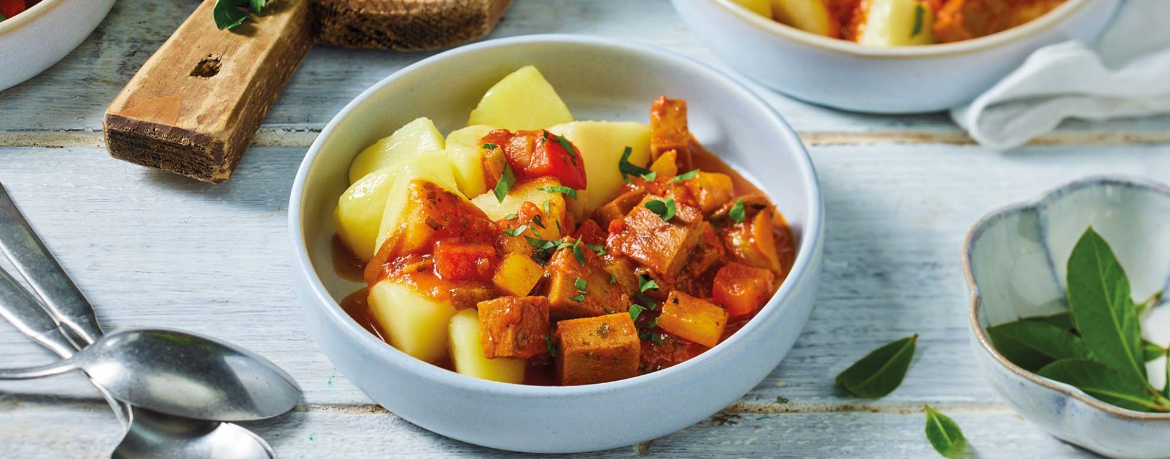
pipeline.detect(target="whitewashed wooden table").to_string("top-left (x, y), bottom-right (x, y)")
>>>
top-left (1, 1), bottom-right (1168, 457)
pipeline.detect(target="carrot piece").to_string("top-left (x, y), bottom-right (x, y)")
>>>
top-left (478, 296), bottom-right (550, 359)
top-left (648, 149), bottom-right (678, 179)
top-left (713, 262), bottom-right (775, 318)
top-left (555, 314), bottom-right (640, 385)
top-left (657, 291), bottom-right (728, 348)
top-left (433, 241), bottom-right (497, 282)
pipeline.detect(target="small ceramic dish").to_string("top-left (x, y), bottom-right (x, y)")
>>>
top-left (671, 0), bottom-right (1120, 114)
top-left (963, 177), bottom-right (1170, 459)
top-left (0, 0), bottom-right (116, 92)
top-left (289, 35), bottom-right (825, 453)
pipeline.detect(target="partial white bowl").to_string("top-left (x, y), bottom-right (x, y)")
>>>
top-left (672, 0), bottom-right (1120, 114)
top-left (963, 177), bottom-right (1170, 459)
top-left (0, 0), bottom-right (116, 92)
top-left (289, 35), bottom-right (824, 453)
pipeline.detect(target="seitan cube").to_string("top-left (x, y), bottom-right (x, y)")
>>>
top-left (609, 197), bottom-right (704, 279)
top-left (555, 314), bottom-right (640, 385)
top-left (478, 296), bottom-right (550, 359)
top-left (545, 246), bottom-right (626, 319)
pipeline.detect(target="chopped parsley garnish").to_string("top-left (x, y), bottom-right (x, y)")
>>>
top-left (640, 170), bottom-right (657, 182)
top-left (532, 214), bottom-right (545, 229)
top-left (619, 146), bottom-right (652, 184)
top-left (649, 334), bottom-right (665, 345)
top-left (671, 169), bottom-right (700, 183)
top-left (570, 237), bottom-right (586, 265)
top-left (493, 163), bottom-right (515, 203)
top-left (644, 198), bottom-right (677, 222)
top-left (571, 277), bottom-right (588, 302)
top-left (527, 236), bottom-right (556, 250)
top-left (545, 335), bottom-right (557, 357)
top-left (610, 272), bottom-right (617, 285)
top-left (482, 142), bottom-right (499, 151)
top-left (503, 225), bottom-right (528, 237)
top-left (636, 315), bottom-right (662, 343)
top-left (639, 275), bottom-right (659, 292)
top-left (538, 186), bottom-right (578, 200)
top-left (629, 304), bottom-right (645, 322)
top-left (910, 3), bottom-right (925, 38)
top-left (541, 199), bottom-right (551, 216)
top-left (505, 213), bottom-right (518, 220)
top-left (729, 198), bottom-right (746, 223)
top-left (584, 242), bottom-right (606, 257)
top-left (553, 134), bottom-right (578, 160)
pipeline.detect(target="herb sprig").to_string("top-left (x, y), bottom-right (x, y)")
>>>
top-left (213, 0), bottom-right (267, 30)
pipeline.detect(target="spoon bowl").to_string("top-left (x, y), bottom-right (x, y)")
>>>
top-left (0, 328), bottom-right (301, 422)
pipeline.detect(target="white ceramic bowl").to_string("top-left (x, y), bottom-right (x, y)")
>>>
top-left (0, 0), bottom-right (116, 92)
top-left (289, 35), bottom-right (824, 453)
top-left (672, 0), bottom-right (1120, 114)
top-left (963, 177), bottom-right (1170, 459)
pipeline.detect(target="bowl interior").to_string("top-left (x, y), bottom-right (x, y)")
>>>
top-left (296, 36), bottom-right (818, 309)
top-left (967, 178), bottom-right (1170, 404)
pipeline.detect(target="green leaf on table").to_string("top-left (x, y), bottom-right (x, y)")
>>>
top-left (1164, 352), bottom-right (1170, 398)
top-left (924, 405), bottom-right (967, 458)
top-left (1135, 290), bottom-right (1164, 317)
top-left (836, 335), bottom-right (917, 398)
top-left (1143, 340), bottom-right (1167, 362)
top-left (1038, 359), bottom-right (1166, 412)
top-left (1023, 312), bottom-right (1075, 332)
top-left (987, 320), bottom-right (1091, 372)
top-left (1065, 227), bottom-right (1146, 383)
top-left (248, 0), bottom-right (267, 15)
top-left (213, 0), bottom-right (251, 30)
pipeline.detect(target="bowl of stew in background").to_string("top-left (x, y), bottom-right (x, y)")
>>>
top-left (671, 0), bottom-right (1120, 114)
top-left (0, 0), bottom-right (116, 92)
top-left (289, 34), bottom-right (824, 453)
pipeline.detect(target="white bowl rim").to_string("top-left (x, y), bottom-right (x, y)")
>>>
top-left (289, 34), bottom-right (824, 397)
top-left (963, 175), bottom-right (1170, 422)
top-left (0, 0), bottom-right (68, 35)
top-left (705, 0), bottom-right (1093, 59)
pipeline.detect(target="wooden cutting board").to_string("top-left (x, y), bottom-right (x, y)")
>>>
top-left (103, 0), bottom-right (512, 183)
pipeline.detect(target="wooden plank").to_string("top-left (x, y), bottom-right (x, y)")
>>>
top-left (0, 0), bottom-right (1167, 144)
top-left (0, 143), bottom-right (1167, 408)
top-left (0, 400), bottom-right (1098, 458)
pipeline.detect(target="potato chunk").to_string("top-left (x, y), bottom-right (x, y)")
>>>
top-left (555, 314), bottom-right (640, 385)
top-left (729, 0), bottom-right (772, 17)
top-left (369, 280), bottom-right (458, 363)
top-left (478, 296), bottom-right (550, 359)
top-left (713, 262), bottom-right (776, 318)
top-left (547, 121), bottom-right (651, 216)
top-left (449, 309), bottom-right (526, 383)
top-left (373, 154), bottom-right (459, 255)
top-left (334, 167), bottom-right (395, 261)
top-left (376, 179), bottom-right (495, 262)
top-left (468, 66), bottom-right (573, 131)
top-left (657, 291), bottom-right (728, 348)
top-left (445, 125), bottom-right (497, 198)
top-left (492, 252), bottom-right (545, 297)
top-left (609, 198), bottom-right (705, 279)
top-left (770, 0), bottom-right (836, 37)
top-left (349, 117), bottom-right (445, 183)
top-left (471, 176), bottom-right (568, 241)
top-left (856, 0), bottom-right (936, 47)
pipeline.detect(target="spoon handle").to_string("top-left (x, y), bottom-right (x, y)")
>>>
top-left (0, 268), bottom-right (75, 357)
top-left (0, 184), bottom-right (103, 345)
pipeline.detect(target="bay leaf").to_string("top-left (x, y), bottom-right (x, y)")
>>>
top-left (1143, 340), bottom-right (1167, 363)
top-left (836, 335), bottom-right (917, 398)
top-left (1066, 228), bottom-right (1146, 383)
top-left (1135, 290), bottom-right (1164, 317)
top-left (987, 320), bottom-right (1090, 372)
top-left (924, 405), bottom-right (967, 458)
top-left (1024, 312), bottom-right (1075, 332)
top-left (1037, 359), bottom-right (1163, 412)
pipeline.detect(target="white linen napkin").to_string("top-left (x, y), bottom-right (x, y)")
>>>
top-left (951, 0), bottom-right (1170, 150)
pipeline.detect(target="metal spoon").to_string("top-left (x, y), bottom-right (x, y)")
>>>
top-left (0, 276), bottom-right (277, 458)
top-left (0, 184), bottom-right (281, 458)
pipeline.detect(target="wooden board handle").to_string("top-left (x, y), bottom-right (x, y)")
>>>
top-left (103, 0), bottom-right (313, 183)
